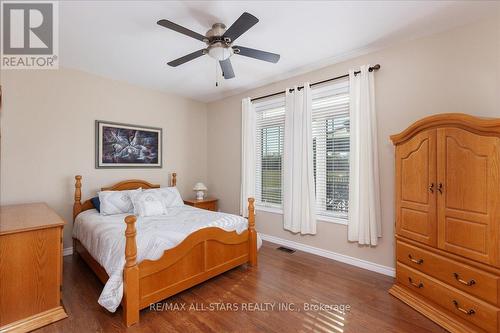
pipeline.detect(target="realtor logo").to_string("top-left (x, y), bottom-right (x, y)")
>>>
top-left (1, 1), bottom-right (59, 69)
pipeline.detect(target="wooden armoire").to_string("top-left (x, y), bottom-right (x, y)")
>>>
top-left (389, 114), bottom-right (500, 333)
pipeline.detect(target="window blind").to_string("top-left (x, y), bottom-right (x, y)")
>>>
top-left (254, 96), bottom-right (286, 208)
top-left (312, 79), bottom-right (350, 219)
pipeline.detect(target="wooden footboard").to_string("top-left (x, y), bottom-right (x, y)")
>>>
top-left (123, 198), bottom-right (256, 326)
top-left (72, 174), bottom-right (257, 327)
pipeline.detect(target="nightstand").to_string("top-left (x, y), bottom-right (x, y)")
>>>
top-left (184, 198), bottom-right (218, 211)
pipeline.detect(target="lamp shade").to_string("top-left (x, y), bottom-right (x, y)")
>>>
top-left (193, 182), bottom-right (207, 191)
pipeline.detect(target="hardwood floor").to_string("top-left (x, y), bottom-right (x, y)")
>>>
top-left (36, 241), bottom-right (447, 333)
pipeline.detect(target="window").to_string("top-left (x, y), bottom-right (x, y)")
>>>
top-left (253, 81), bottom-right (350, 221)
top-left (254, 96), bottom-right (286, 208)
top-left (312, 79), bottom-right (350, 220)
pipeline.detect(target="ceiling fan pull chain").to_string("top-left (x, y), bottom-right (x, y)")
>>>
top-left (215, 60), bottom-right (219, 87)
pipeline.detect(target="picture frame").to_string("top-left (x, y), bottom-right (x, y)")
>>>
top-left (95, 120), bottom-right (162, 168)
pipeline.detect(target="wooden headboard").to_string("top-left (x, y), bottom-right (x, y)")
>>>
top-left (73, 173), bottom-right (177, 221)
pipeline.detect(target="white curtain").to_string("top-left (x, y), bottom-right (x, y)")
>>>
top-left (283, 84), bottom-right (317, 234)
top-left (240, 97), bottom-right (256, 217)
top-left (348, 65), bottom-right (382, 245)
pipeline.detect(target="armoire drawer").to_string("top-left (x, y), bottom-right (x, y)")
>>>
top-left (397, 262), bottom-right (499, 333)
top-left (397, 240), bottom-right (500, 305)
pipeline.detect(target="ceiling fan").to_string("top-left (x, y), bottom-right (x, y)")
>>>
top-left (157, 12), bottom-right (280, 80)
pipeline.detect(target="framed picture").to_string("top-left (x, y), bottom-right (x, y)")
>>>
top-left (95, 120), bottom-right (162, 168)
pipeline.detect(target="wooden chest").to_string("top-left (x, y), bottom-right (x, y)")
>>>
top-left (0, 203), bottom-right (68, 332)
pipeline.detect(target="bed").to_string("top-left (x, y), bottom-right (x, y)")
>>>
top-left (72, 173), bottom-right (257, 327)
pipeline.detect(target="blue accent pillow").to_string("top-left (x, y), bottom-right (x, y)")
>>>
top-left (91, 196), bottom-right (101, 213)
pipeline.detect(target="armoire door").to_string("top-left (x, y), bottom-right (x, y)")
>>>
top-left (437, 127), bottom-right (500, 266)
top-left (396, 129), bottom-right (437, 246)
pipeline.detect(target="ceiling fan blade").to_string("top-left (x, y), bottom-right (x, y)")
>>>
top-left (222, 12), bottom-right (258, 43)
top-left (167, 49), bottom-right (205, 67)
top-left (157, 19), bottom-right (206, 42)
top-left (219, 58), bottom-right (235, 79)
top-left (233, 46), bottom-right (280, 63)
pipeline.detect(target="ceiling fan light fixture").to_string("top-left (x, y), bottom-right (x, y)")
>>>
top-left (207, 44), bottom-right (233, 61)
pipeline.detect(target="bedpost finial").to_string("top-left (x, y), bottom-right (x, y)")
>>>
top-left (172, 172), bottom-right (177, 187)
top-left (248, 197), bottom-right (255, 210)
top-left (125, 215), bottom-right (137, 267)
top-left (247, 197), bottom-right (255, 228)
top-left (75, 175), bottom-right (82, 189)
top-left (125, 215), bottom-right (137, 225)
top-left (74, 176), bottom-right (82, 199)
top-left (247, 197), bottom-right (257, 267)
top-left (73, 175), bottom-right (83, 221)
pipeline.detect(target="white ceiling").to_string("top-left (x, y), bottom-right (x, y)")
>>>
top-left (60, 1), bottom-right (498, 102)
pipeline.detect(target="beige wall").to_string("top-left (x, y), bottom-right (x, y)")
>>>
top-left (206, 15), bottom-right (500, 268)
top-left (0, 68), bottom-right (208, 247)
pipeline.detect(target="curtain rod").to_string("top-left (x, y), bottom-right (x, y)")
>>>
top-left (250, 64), bottom-right (380, 102)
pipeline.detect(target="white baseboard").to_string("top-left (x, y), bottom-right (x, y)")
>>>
top-left (63, 247), bottom-right (73, 256)
top-left (260, 233), bottom-right (395, 277)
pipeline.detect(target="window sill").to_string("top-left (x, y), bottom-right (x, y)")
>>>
top-left (255, 205), bottom-right (348, 226)
top-left (317, 215), bottom-right (349, 225)
top-left (255, 205), bottom-right (283, 215)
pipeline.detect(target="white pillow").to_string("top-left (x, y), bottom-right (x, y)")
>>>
top-left (130, 191), bottom-right (167, 217)
top-left (98, 189), bottom-right (141, 216)
top-left (144, 187), bottom-right (184, 208)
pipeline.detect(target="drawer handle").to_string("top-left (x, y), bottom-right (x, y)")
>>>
top-left (452, 300), bottom-right (475, 316)
top-left (408, 254), bottom-right (424, 265)
top-left (428, 183), bottom-right (434, 193)
top-left (453, 273), bottom-right (476, 286)
top-left (408, 277), bottom-right (424, 289)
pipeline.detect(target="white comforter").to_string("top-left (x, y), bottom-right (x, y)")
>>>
top-left (73, 205), bottom-right (261, 312)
